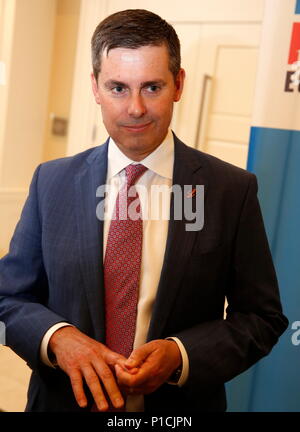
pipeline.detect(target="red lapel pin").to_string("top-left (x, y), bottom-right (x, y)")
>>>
top-left (186, 188), bottom-right (196, 198)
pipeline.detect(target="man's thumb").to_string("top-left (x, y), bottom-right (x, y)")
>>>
top-left (125, 345), bottom-right (149, 369)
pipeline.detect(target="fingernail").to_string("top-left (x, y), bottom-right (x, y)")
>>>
top-left (100, 403), bottom-right (108, 411)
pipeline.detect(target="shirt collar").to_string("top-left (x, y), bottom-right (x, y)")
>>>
top-left (107, 129), bottom-right (174, 180)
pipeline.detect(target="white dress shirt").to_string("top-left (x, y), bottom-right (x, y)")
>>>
top-left (40, 129), bottom-right (189, 411)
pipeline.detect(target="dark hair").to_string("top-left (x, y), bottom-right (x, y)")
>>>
top-left (91, 9), bottom-right (181, 81)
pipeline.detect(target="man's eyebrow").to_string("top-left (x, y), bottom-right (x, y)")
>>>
top-left (104, 80), bottom-right (126, 89)
top-left (140, 80), bottom-right (166, 87)
top-left (103, 79), bottom-right (167, 89)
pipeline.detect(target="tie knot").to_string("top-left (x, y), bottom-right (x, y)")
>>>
top-left (125, 164), bottom-right (147, 187)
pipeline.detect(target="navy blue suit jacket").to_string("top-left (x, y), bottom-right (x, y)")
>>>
top-left (0, 134), bottom-right (288, 411)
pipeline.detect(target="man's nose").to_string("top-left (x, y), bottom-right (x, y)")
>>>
top-left (127, 93), bottom-right (146, 118)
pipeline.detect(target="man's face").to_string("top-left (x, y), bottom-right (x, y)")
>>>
top-left (91, 44), bottom-right (185, 161)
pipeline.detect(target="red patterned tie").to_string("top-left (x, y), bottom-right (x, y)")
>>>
top-left (104, 163), bottom-right (148, 358)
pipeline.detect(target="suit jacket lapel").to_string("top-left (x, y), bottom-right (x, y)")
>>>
top-left (74, 140), bottom-right (109, 341)
top-left (147, 135), bottom-right (208, 341)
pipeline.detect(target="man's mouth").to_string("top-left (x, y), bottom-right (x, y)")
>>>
top-left (122, 122), bottom-right (152, 132)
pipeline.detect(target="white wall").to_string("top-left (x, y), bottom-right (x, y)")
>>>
top-left (44, 0), bottom-right (81, 162)
top-left (0, 0), bottom-right (56, 256)
top-left (0, 0), bottom-right (56, 188)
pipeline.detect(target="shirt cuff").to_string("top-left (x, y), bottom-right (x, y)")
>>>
top-left (40, 322), bottom-right (73, 368)
top-left (166, 336), bottom-right (189, 386)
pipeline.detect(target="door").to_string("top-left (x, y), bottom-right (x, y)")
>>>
top-left (171, 22), bottom-right (261, 168)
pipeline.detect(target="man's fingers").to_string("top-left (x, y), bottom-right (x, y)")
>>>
top-left (69, 363), bottom-right (124, 411)
top-left (125, 344), bottom-right (152, 369)
top-left (103, 347), bottom-right (138, 374)
top-left (103, 350), bottom-right (127, 367)
top-left (81, 365), bottom-right (109, 411)
top-left (69, 369), bottom-right (88, 408)
top-left (102, 348), bottom-right (134, 374)
top-left (116, 362), bottom-right (153, 387)
top-left (93, 362), bottom-right (125, 409)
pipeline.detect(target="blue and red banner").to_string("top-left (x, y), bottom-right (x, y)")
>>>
top-left (227, 0), bottom-right (300, 411)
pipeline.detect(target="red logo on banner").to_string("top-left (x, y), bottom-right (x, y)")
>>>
top-left (288, 22), bottom-right (300, 64)
top-left (285, 20), bottom-right (300, 92)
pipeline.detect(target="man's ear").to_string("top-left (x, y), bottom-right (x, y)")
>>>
top-left (91, 72), bottom-right (101, 104)
top-left (174, 68), bottom-right (185, 102)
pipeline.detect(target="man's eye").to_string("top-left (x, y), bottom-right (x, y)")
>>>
top-left (147, 85), bottom-right (160, 92)
top-left (112, 86), bottom-right (125, 94)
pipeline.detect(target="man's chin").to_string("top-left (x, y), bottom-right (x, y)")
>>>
top-left (114, 138), bottom-right (160, 160)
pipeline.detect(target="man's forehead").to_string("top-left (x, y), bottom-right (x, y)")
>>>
top-left (101, 44), bottom-right (169, 63)
top-left (98, 46), bottom-right (171, 83)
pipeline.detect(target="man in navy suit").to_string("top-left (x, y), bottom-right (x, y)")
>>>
top-left (0, 9), bottom-right (288, 412)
